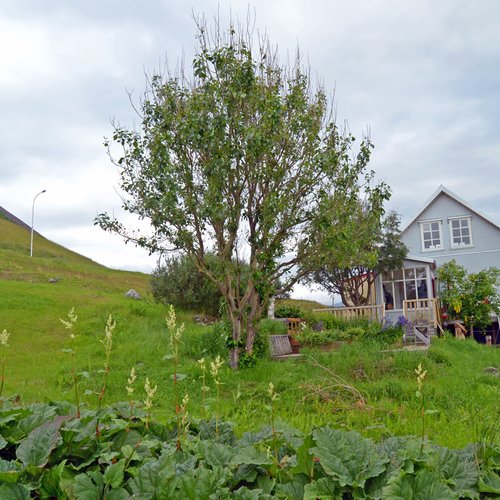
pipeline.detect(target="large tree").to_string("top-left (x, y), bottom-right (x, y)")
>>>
top-left (96, 17), bottom-right (389, 368)
top-left (311, 210), bottom-right (407, 306)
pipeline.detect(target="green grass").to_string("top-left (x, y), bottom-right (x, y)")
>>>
top-left (1, 216), bottom-right (499, 449)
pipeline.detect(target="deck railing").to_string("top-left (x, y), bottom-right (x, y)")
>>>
top-left (313, 304), bottom-right (385, 322)
top-left (403, 298), bottom-right (443, 333)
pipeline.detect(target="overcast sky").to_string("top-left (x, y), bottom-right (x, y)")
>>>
top-left (1, 0), bottom-right (500, 304)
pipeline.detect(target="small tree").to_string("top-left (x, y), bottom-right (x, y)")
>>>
top-left (96, 16), bottom-right (389, 368)
top-left (311, 210), bottom-right (407, 306)
top-left (437, 260), bottom-right (500, 332)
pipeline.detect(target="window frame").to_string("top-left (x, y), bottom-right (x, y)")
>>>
top-left (419, 219), bottom-right (443, 252)
top-left (448, 215), bottom-right (473, 248)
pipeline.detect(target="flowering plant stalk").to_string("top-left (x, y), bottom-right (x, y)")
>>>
top-left (198, 358), bottom-right (209, 419)
top-left (166, 305), bottom-right (185, 448)
top-left (143, 377), bottom-right (157, 429)
top-left (210, 355), bottom-right (224, 438)
top-left (126, 366), bottom-right (137, 420)
top-left (0, 329), bottom-right (11, 399)
top-left (415, 363), bottom-right (427, 451)
top-left (60, 308), bottom-right (80, 418)
top-left (268, 381), bottom-right (279, 465)
top-left (98, 314), bottom-right (116, 410)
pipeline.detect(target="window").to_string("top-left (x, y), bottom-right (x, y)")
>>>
top-left (420, 220), bottom-right (443, 250)
top-left (449, 216), bottom-right (472, 247)
top-left (382, 267), bottom-right (428, 310)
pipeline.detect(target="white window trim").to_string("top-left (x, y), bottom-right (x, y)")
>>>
top-left (448, 215), bottom-right (473, 248)
top-left (419, 219), bottom-right (443, 252)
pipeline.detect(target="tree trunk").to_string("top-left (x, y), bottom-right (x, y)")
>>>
top-left (245, 287), bottom-right (262, 353)
top-left (227, 312), bottom-right (244, 370)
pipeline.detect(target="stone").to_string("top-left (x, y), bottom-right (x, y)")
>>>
top-left (48, 278), bottom-right (58, 283)
top-left (125, 289), bottom-right (141, 300)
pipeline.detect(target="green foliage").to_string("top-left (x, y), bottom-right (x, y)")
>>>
top-left (274, 305), bottom-right (303, 319)
top-left (437, 260), bottom-right (500, 331)
top-left (0, 400), bottom-right (498, 497)
top-left (151, 254), bottom-right (222, 317)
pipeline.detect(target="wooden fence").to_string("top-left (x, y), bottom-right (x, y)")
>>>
top-left (313, 304), bottom-right (385, 322)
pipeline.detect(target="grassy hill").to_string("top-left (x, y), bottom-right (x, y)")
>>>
top-left (0, 213), bottom-right (157, 402)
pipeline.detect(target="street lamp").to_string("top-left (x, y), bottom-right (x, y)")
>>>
top-left (30, 189), bottom-right (46, 257)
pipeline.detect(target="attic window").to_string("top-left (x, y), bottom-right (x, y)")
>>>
top-left (449, 216), bottom-right (472, 247)
top-left (420, 220), bottom-right (443, 251)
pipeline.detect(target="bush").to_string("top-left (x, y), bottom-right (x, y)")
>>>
top-left (274, 305), bottom-right (303, 318)
top-left (150, 254), bottom-right (222, 317)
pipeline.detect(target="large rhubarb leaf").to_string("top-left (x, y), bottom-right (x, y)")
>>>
top-left (382, 470), bottom-right (457, 499)
top-left (429, 446), bottom-right (479, 498)
top-left (479, 469), bottom-right (500, 494)
top-left (176, 465), bottom-right (230, 499)
top-left (311, 427), bottom-right (389, 488)
top-left (303, 477), bottom-right (340, 499)
top-left (128, 459), bottom-right (178, 498)
top-left (16, 417), bottom-right (64, 468)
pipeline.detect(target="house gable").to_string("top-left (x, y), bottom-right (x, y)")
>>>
top-left (401, 186), bottom-right (500, 274)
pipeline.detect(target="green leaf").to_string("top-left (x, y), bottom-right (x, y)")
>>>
top-left (0, 459), bottom-right (22, 483)
top-left (274, 476), bottom-right (308, 499)
top-left (311, 427), bottom-right (389, 488)
top-left (430, 446), bottom-right (479, 498)
top-left (128, 459), bottom-right (178, 498)
top-left (39, 460), bottom-right (67, 498)
top-left (303, 477), bottom-right (339, 499)
top-left (194, 440), bottom-right (234, 468)
top-left (177, 466), bottom-right (230, 499)
top-left (0, 435), bottom-right (7, 451)
top-left (72, 473), bottom-right (102, 500)
top-left (232, 486), bottom-right (268, 499)
top-left (16, 418), bottom-right (63, 468)
top-left (230, 446), bottom-right (273, 466)
top-left (479, 469), bottom-right (500, 494)
top-left (290, 434), bottom-right (315, 479)
top-left (0, 483), bottom-right (30, 499)
top-left (382, 470), bottom-right (457, 499)
top-left (106, 488), bottom-right (130, 500)
top-left (103, 459), bottom-right (126, 489)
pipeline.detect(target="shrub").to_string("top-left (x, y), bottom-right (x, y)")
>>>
top-left (150, 254), bottom-right (222, 316)
top-left (274, 305), bottom-right (303, 318)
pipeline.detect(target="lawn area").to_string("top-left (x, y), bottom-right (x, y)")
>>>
top-left (1, 216), bottom-right (499, 450)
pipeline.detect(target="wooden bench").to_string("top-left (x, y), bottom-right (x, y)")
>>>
top-left (269, 335), bottom-right (302, 360)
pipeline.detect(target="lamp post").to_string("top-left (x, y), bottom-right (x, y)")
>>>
top-left (30, 189), bottom-right (46, 257)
